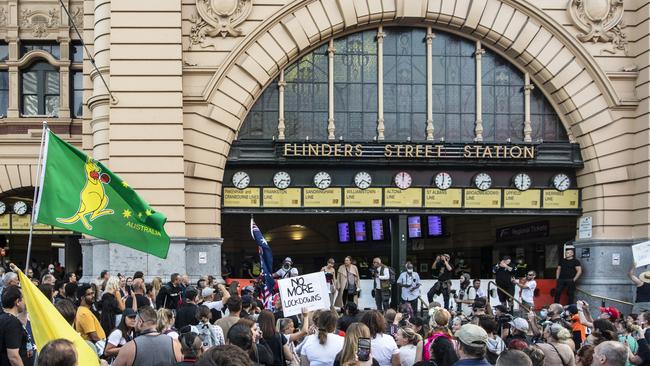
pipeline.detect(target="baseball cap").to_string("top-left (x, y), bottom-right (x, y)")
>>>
top-left (455, 324), bottom-right (488, 346)
top-left (566, 304), bottom-right (579, 315)
top-left (599, 306), bottom-right (620, 321)
top-left (283, 257), bottom-right (293, 264)
top-left (243, 285), bottom-right (255, 293)
top-left (124, 308), bottom-right (137, 318)
top-left (201, 287), bottom-right (215, 297)
top-left (509, 318), bottom-right (529, 332)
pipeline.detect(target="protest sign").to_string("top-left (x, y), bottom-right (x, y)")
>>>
top-left (278, 272), bottom-right (330, 317)
top-left (633, 241), bottom-right (650, 267)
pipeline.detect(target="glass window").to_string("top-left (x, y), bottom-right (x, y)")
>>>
top-left (383, 28), bottom-right (427, 141)
top-left (21, 61), bottom-right (59, 116)
top-left (239, 79), bottom-right (278, 139)
top-left (531, 88), bottom-right (568, 142)
top-left (21, 42), bottom-right (60, 59)
top-left (71, 71), bottom-right (83, 117)
top-left (0, 71), bottom-right (8, 116)
top-left (71, 43), bottom-right (83, 63)
top-left (334, 30), bottom-right (377, 141)
top-left (482, 51), bottom-right (524, 142)
top-left (0, 43), bottom-right (8, 61)
top-left (431, 32), bottom-right (475, 142)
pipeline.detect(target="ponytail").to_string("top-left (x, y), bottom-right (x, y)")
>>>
top-left (318, 328), bottom-right (328, 345)
top-left (316, 310), bottom-right (338, 345)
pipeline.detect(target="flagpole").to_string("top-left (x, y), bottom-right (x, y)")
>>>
top-left (25, 121), bottom-right (48, 272)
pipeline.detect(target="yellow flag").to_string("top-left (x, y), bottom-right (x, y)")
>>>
top-left (14, 267), bottom-right (100, 366)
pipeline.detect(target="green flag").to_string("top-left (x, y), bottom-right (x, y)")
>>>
top-left (34, 130), bottom-right (170, 258)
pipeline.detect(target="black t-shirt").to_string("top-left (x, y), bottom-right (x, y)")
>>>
top-left (263, 333), bottom-right (287, 366)
top-left (558, 258), bottom-right (581, 280)
top-left (435, 262), bottom-right (452, 281)
top-left (0, 312), bottom-right (28, 366)
top-left (100, 293), bottom-right (123, 336)
top-left (125, 294), bottom-right (150, 309)
top-left (494, 265), bottom-right (513, 285)
top-left (175, 303), bottom-right (199, 330)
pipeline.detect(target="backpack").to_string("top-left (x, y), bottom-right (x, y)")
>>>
top-left (197, 322), bottom-right (223, 348)
top-left (380, 266), bottom-right (397, 289)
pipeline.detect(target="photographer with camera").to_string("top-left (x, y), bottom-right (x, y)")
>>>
top-left (397, 262), bottom-right (421, 313)
top-left (493, 256), bottom-right (515, 311)
top-left (274, 257), bottom-right (299, 279)
top-left (428, 254), bottom-right (453, 310)
top-left (371, 257), bottom-right (391, 312)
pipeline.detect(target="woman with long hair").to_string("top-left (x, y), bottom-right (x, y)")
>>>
top-left (156, 308), bottom-right (179, 339)
top-left (300, 310), bottom-right (344, 365)
top-left (334, 322), bottom-right (378, 366)
top-left (617, 320), bottom-right (639, 366)
top-left (258, 310), bottom-right (293, 366)
top-left (359, 310), bottom-right (400, 366)
top-left (335, 256), bottom-right (360, 307)
top-left (395, 327), bottom-right (421, 366)
top-left (151, 277), bottom-right (162, 303)
top-left (237, 318), bottom-right (274, 365)
top-left (536, 323), bottom-right (576, 366)
top-left (104, 308), bottom-right (136, 361)
top-left (99, 276), bottom-right (126, 336)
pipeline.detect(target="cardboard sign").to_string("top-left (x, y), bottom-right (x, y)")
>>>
top-left (632, 241), bottom-right (650, 267)
top-left (278, 272), bottom-right (330, 317)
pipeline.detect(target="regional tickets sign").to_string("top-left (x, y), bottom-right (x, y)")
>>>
top-left (278, 272), bottom-right (331, 317)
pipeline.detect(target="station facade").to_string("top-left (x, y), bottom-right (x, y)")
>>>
top-left (0, 0), bottom-right (647, 307)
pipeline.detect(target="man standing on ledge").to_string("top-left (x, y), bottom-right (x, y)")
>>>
top-left (554, 248), bottom-right (582, 304)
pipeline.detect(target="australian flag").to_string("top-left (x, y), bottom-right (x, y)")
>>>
top-left (251, 218), bottom-right (274, 309)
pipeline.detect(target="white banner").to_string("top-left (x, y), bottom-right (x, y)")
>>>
top-left (633, 241), bottom-right (650, 267)
top-left (278, 272), bottom-right (331, 317)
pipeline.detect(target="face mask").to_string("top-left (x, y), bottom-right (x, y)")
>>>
top-left (517, 259), bottom-right (524, 264)
top-left (407, 269), bottom-right (413, 274)
top-left (540, 310), bottom-right (548, 319)
top-left (458, 260), bottom-right (464, 265)
top-left (49, 268), bottom-right (54, 273)
top-left (283, 264), bottom-right (290, 270)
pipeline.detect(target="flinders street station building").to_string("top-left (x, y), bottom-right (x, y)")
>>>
top-left (0, 0), bottom-right (647, 308)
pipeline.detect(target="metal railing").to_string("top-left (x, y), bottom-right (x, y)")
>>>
top-left (576, 287), bottom-right (633, 306)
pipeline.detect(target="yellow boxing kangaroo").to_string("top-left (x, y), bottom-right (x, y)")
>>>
top-left (57, 156), bottom-right (114, 230)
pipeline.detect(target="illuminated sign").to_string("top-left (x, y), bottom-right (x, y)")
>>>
top-left (384, 188), bottom-right (422, 207)
top-left (263, 188), bottom-right (301, 207)
top-left (303, 188), bottom-right (342, 207)
top-left (344, 188), bottom-right (382, 207)
top-left (543, 189), bottom-right (579, 209)
top-left (464, 189), bottom-right (502, 208)
top-left (503, 189), bottom-right (541, 209)
top-left (223, 188), bottom-right (260, 207)
top-left (424, 188), bottom-right (462, 208)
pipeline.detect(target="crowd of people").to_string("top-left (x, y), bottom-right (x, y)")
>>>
top-left (0, 247), bottom-right (649, 366)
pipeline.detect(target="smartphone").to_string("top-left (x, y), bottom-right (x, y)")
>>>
top-left (357, 337), bottom-right (371, 362)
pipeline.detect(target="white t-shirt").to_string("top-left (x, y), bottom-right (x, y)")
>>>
top-left (202, 300), bottom-right (224, 311)
top-left (399, 344), bottom-right (417, 366)
top-left (107, 329), bottom-right (129, 347)
top-left (275, 267), bottom-right (299, 278)
top-left (300, 333), bottom-right (344, 366)
top-left (521, 279), bottom-right (536, 304)
top-left (372, 333), bottom-right (400, 366)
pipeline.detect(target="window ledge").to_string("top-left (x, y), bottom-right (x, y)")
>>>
top-left (20, 114), bottom-right (58, 118)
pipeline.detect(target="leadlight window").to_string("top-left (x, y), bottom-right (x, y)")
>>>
top-left (383, 28), bottom-right (427, 141)
top-left (284, 44), bottom-right (328, 140)
top-left (20, 42), bottom-right (60, 59)
top-left (482, 51), bottom-right (524, 142)
top-left (71, 71), bottom-right (82, 118)
top-left (431, 32), bottom-right (475, 142)
top-left (0, 72), bottom-right (8, 116)
top-left (531, 88), bottom-right (568, 142)
top-left (21, 61), bottom-right (59, 116)
top-left (239, 79), bottom-right (278, 139)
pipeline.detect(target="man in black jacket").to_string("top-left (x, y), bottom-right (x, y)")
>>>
top-left (156, 273), bottom-right (182, 310)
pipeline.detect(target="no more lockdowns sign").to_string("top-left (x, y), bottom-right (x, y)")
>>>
top-left (278, 272), bottom-right (331, 317)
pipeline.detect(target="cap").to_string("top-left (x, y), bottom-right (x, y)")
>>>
top-left (509, 318), bottom-right (529, 332)
top-left (455, 324), bottom-right (488, 346)
top-left (243, 285), bottom-right (255, 293)
top-left (283, 257), bottom-right (293, 264)
top-left (599, 306), bottom-right (620, 321)
top-left (201, 287), bottom-right (215, 297)
top-left (124, 308), bottom-right (137, 318)
top-left (566, 304), bottom-right (579, 315)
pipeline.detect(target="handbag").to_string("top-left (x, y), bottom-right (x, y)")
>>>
top-left (346, 268), bottom-right (357, 293)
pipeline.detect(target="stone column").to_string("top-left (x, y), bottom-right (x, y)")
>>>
top-left (58, 40), bottom-right (71, 118)
top-left (277, 69), bottom-right (286, 140)
top-left (186, 238), bottom-right (224, 283)
top-left (376, 26), bottom-right (385, 140)
top-left (327, 39), bottom-right (335, 140)
top-left (474, 41), bottom-right (485, 142)
top-left (7, 39), bottom-right (18, 118)
top-left (88, 0), bottom-right (111, 164)
top-left (426, 28), bottom-right (434, 140)
top-left (523, 73), bottom-right (534, 142)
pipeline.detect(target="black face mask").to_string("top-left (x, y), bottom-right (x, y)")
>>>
top-left (283, 264), bottom-right (291, 270)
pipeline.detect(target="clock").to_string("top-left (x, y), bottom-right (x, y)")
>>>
top-left (13, 201), bottom-right (28, 215)
top-left (434, 172), bottom-right (453, 190)
top-left (473, 173), bottom-right (492, 191)
top-left (232, 171), bottom-right (250, 189)
top-left (273, 171), bottom-right (291, 190)
top-left (513, 172), bottom-right (532, 191)
top-left (313, 172), bottom-right (332, 190)
top-left (552, 173), bottom-right (571, 191)
top-left (394, 172), bottom-right (412, 190)
top-left (354, 171), bottom-right (372, 190)
top-left (0, 201), bottom-right (5, 215)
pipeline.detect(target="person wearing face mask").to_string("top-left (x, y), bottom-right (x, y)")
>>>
top-left (397, 262), bottom-right (421, 313)
top-left (274, 257), bottom-right (299, 279)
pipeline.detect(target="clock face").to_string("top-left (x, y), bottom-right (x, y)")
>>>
top-left (434, 172), bottom-right (452, 190)
top-left (0, 201), bottom-right (5, 215)
top-left (474, 173), bottom-right (492, 191)
top-left (313, 172), bottom-right (332, 190)
top-left (13, 201), bottom-right (27, 215)
top-left (513, 173), bottom-right (532, 191)
top-left (354, 171), bottom-right (372, 190)
top-left (394, 172), bottom-right (412, 190)
top-left (273, 171), bottom-right (291, 190)
top-left (232, 171), bottom-right (250, 189)
top-left (552, 173), bottom-right (571, 191)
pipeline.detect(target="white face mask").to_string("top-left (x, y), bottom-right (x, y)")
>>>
top-left (407, 269), bottom-right (413, 274)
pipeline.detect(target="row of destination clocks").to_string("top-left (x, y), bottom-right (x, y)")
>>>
top-left (231, 171), bottom-right (572, 192)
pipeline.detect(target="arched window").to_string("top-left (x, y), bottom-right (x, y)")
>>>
top-left (238, 28), bottom-right (568, 143)
top-left (21, 60), bottom-right (59, 116)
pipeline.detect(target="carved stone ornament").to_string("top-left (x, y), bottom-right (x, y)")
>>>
top-left (71, 6), bottom-right (83, 28)
top-left (189, 0), bottom-right (252, 48)
top-left (21, 8), bottom-right (60, 38)
top-left (0, 8), bottom-right (7, 27)
top-left (567, 0), bottom-right (628, 53)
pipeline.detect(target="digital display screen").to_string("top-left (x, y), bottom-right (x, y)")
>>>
top-left (371, 219), bottom-right (384, 241)
top-left (407, 216), bottom-right (422, 238)
top-left (428, 215), bottom-right (443, 237)
top-left (354, 221), bottom-right (367, 242)
top-left (338, 222), bottom-right (351, 243)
